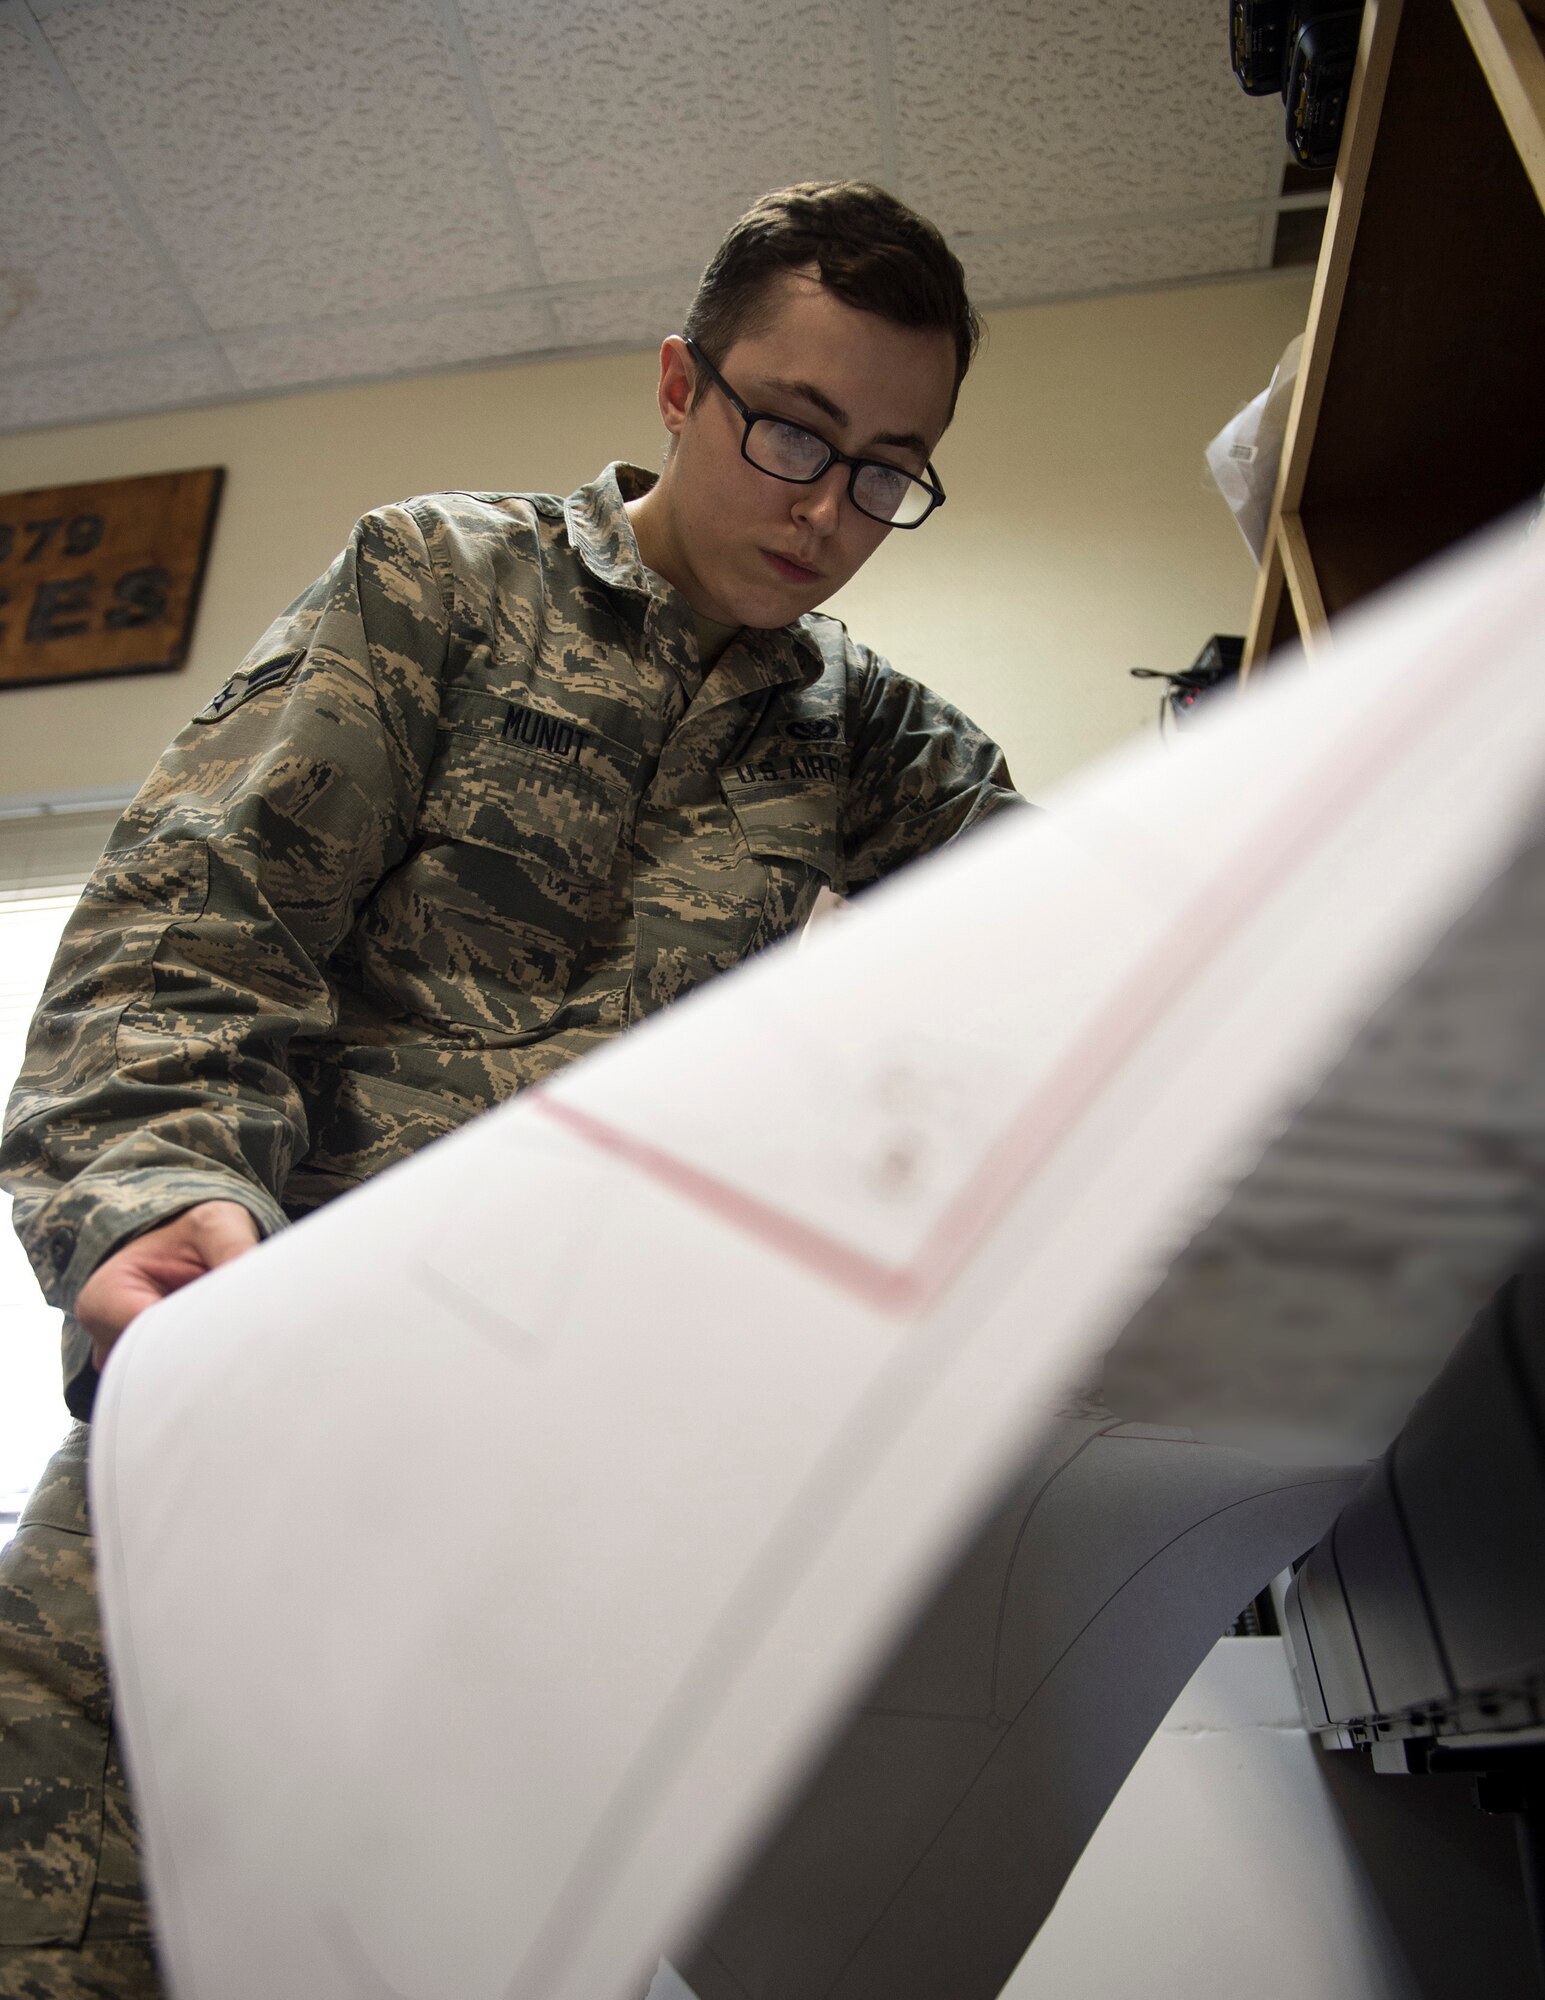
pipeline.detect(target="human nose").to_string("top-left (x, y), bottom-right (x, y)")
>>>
top-left (790, 462), bottom-right (848, 536)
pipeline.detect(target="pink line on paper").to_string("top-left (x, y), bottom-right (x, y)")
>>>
top-left (532, 574), bottom-right (1536, 1319)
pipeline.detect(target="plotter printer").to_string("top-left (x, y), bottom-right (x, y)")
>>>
top-left (1283, 1261), bottom-right (1545, 1984)
top-left (676, 1268), bottom-right (1545, 1999)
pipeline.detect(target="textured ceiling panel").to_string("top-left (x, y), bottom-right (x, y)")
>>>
top-left (0, 9), bottom-right (196, 367)
top-left (0, 342), bottom-right (229, 433)
top-left (551, 281), bottom-right (696, 351)
top-left (460, 0), bottom-right (886, 285)
top-left (42, 0), bottom-right (534, 328)
top-left (223, 297), bottom-right (553, 392)
top-left (0, 0), bottom-right (1306, 436)
top-left (960, 215), bottom-right (1267, 307)
top-left (891, 0), bottom-right (1281, 236)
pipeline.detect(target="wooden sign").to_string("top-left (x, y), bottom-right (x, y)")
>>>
top-left (0, 467), bottom-right (224, 692)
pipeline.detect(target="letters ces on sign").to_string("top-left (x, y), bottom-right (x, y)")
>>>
top-left (0, 467), bottom-right (224, 691)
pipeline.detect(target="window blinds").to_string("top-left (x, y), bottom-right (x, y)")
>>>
top-left (0, 800), bottom-right (128, 1053)
top-left (0, 798), bottom-right (128, 897)
top-left (1, 798), bottom-right (133, 1515)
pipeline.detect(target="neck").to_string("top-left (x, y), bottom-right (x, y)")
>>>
top-left (625, 477), bottom-right (742, 658)
top-left (691, 609), bottom-right (741, 669)
top-left (624, 483), bottom-right (678, 596)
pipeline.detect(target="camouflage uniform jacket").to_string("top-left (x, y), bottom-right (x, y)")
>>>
top-left (1, 463), bottom-right (1021, 1413)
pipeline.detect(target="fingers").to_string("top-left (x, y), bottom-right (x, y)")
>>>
top-left (76, 1199), bottom-right (263, 1367)
top-left (80, 1266), bottom-right (169, 1369)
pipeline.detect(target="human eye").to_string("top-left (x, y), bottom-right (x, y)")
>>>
top-left (759, 419), bottom-right (828, 475)
top-left (853, 460), bottom-right (911, 517)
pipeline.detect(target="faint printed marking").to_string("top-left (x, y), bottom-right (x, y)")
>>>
top-left (408, 1262), bottom-right (544, 1363)
top-left (317, 1904), bottom-right (421, 2000)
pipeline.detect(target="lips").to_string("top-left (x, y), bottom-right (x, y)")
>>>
top-left (763, 549), bottom-right (821, 585)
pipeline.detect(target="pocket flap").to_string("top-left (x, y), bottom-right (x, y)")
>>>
top-left (420, 735), bottom-right (625, 883)
top-left (720, 772), bottom-right (838, 879)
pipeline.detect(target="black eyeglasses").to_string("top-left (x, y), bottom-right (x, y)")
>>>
top-left (683, 336), bottom-right (946, 529)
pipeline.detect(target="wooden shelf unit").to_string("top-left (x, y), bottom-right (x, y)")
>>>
top-left (1243, 0), bottom-right (1545, 671)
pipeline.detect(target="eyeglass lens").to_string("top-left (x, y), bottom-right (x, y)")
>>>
top-left (744, 417), bottom-right (932, 526)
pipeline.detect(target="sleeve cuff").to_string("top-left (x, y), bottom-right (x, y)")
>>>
top-left (45, 1170), bottom-right (290, 1318)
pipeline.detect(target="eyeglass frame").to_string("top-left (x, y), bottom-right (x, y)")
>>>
top-left (681, 335), bottom-right (947, 530)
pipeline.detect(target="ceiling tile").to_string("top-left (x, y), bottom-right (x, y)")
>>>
top-left (958, 215), bottom-right (1266, 307)
top-left (222, 297), bottom-right (554, 391)
top-left (891, 0), bottom-right (1283, 236)
top-left (4, 0), bottom-right (1305, 432)
top-left (0, 9), bottom-right (197, 367)
top-left (41, 0), bottom-right (533, 330)
top-left (459, 0), bottom-right (885, 285)
top-left (0, 343), bottom-right (229, 433)
top-left (551, 283), bottom-right (693, 351)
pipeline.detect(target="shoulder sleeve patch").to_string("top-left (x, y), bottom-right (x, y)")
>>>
top-left (193, 651), bottom-right (303, 724)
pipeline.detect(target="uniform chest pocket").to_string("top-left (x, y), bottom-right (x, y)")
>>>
top-left (720, 771), bottom-right (840, 949)
top-left (418, 728), bottom-right (625, 882)
top-left (361, 731), bottom-right (628, 1036)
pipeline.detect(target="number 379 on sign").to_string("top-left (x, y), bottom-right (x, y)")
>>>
top-left (0, 467), bottom-right (223, 692)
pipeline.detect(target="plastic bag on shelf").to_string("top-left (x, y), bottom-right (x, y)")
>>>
top-left (1204, 333), bottom-right (1303, 563)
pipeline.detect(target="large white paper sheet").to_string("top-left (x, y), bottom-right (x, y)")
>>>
top-left (674, 1421), bottom-right (1360, 2000)
top-left (91, 521), bottom-right (1545, 2000)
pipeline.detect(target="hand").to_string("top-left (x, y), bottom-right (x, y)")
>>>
top-left (76, 1200), bottom-right (262, 1370)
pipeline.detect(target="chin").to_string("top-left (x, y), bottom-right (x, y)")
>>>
top-left (751, 597), bottom-right (816, 631)
top-left (720, 585), bottom-right (799, 631)
top-left (717, 555), bottom-right (829, 629)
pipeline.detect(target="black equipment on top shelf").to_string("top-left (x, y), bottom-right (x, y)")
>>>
top-left (1231, 0), bottom-right (1292, 93)
top-left (1228, 0), bottom-right (1366, 171)
top-left (1286, 10), bottom-right (1364, 167)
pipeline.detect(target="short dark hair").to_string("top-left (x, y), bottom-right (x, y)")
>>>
top-left (682, 182), bottom-right (981, 420)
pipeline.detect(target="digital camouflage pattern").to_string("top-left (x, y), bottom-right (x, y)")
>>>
top-left (0, 1427), bottom-right (158, 1995)
top-left (0, 462), bottom-right (1018, 1985)
top-left (1, 462), bottom-right (1020, 1413)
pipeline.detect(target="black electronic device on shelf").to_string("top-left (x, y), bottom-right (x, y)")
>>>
top-left (1131, 633), bottom-right (1244, 732)
top-left (1286, 9), bottom-right (1365, 167)
top-left (1231, 0), bottom-right (1292, 92)
top-left (1228, 0), bottom-right (1366, 170)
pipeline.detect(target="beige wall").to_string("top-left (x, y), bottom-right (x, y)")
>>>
top-left (0, 269), bottom-right (1311, 805)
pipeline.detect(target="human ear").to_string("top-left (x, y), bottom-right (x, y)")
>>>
top-left (657, 335), bottom-right (695, 439)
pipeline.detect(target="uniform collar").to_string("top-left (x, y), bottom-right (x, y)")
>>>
top-left (565, 463), bottom-right (826, 691)
top-left (565, 462), bottom-right (660, 597)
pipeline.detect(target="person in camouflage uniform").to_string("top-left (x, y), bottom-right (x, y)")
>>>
top-left (0, 181), bottom-right (1021, 1995)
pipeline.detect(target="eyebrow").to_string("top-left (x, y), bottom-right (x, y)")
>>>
top-left (760, 375), bottom-right (931, 460)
